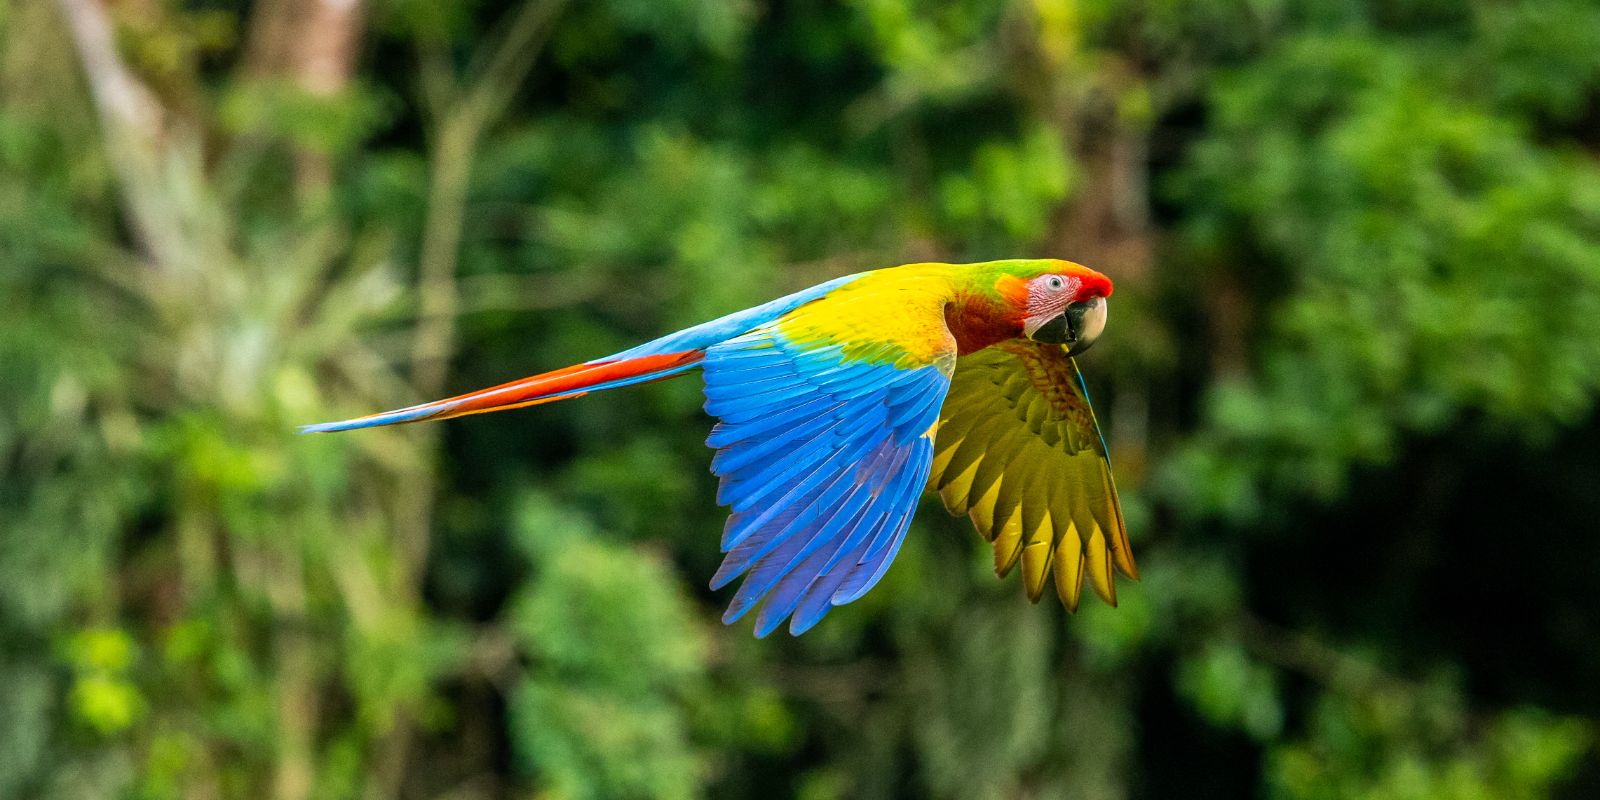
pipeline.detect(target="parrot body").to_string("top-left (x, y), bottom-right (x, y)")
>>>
top-left (305, 259), bottom-right (1135, 636)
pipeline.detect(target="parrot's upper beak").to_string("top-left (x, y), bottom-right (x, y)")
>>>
top-left (1028, 296), bottom-right (1107, 355)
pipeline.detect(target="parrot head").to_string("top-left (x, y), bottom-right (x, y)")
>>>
top-left (996, 260), bottom-right (1112, 356)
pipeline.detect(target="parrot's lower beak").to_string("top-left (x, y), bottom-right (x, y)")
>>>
top-left (1028, 296), bottom-right (1107, 355)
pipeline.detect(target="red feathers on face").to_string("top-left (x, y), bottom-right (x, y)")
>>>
top-left (1076, 270), bottom-right (1113, 300)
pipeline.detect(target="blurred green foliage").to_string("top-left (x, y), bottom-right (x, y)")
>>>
top-left (3, 0), bottom-right (1600, 797)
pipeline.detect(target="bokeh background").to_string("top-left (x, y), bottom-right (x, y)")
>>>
top-left (5, 0), bottom-right (1600, 797)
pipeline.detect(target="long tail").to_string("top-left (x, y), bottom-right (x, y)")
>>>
top-left (301, 270), bottom-right (869, 434)
top-left (300, 350), bottom-right (704, 433)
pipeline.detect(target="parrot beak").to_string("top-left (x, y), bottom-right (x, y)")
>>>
top-left (1028, 296), bottom-right (1107, 355)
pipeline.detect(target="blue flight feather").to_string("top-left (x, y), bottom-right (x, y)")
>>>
top-left (784, 444), bottom-right (918, 633)
top-left (701, 326), bottom-right (950, 634)
top-left (717, 425), bottom-right (888, 552)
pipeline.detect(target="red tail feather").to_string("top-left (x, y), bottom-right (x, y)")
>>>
top-left (432, 350), bottom-right (704, 420)
top-left (302, 350), bottom-right (703, 433)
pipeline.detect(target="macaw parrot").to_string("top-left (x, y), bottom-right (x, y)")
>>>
top-left (305, 259), bottom-right (1135, 636)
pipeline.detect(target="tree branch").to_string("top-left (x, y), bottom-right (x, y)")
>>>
top-left (409, 0), bottom-right (570, 395)
top-left (54, 0), bottom-right (179, 266)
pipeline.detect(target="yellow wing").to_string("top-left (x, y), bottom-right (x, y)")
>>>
top-left (929, 340), bottom-right (1135, 611)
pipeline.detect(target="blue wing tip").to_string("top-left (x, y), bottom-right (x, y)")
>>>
top-left (753, 616), bottom-right (784, 639)
top-left (787, 611), bottom-right (827, 637)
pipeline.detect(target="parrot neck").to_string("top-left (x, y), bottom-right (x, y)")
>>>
top-left (944, 292), bottom-right (1024, 355)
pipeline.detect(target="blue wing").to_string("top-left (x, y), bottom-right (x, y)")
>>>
top-left (702, 329), bottom-right (952, 636)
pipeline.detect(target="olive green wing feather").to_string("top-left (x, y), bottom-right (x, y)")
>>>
top-left (929, 340), bottom-right (1135, 611)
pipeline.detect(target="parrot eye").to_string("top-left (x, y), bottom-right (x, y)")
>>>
top-left (1046, 275), bottom-right (1065, 292)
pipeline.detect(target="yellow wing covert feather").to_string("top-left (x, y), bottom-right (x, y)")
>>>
top-left (929, 340), bottom-right (1135, 611)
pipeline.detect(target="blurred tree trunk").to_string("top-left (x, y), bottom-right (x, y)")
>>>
top-left (242, 0), bottom-right (367, 198)
top-left (240, 6), bottom-right (371, 800)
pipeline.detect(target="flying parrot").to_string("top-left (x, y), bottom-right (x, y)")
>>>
top-left (304, 259), bottom-right (1135, 636)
